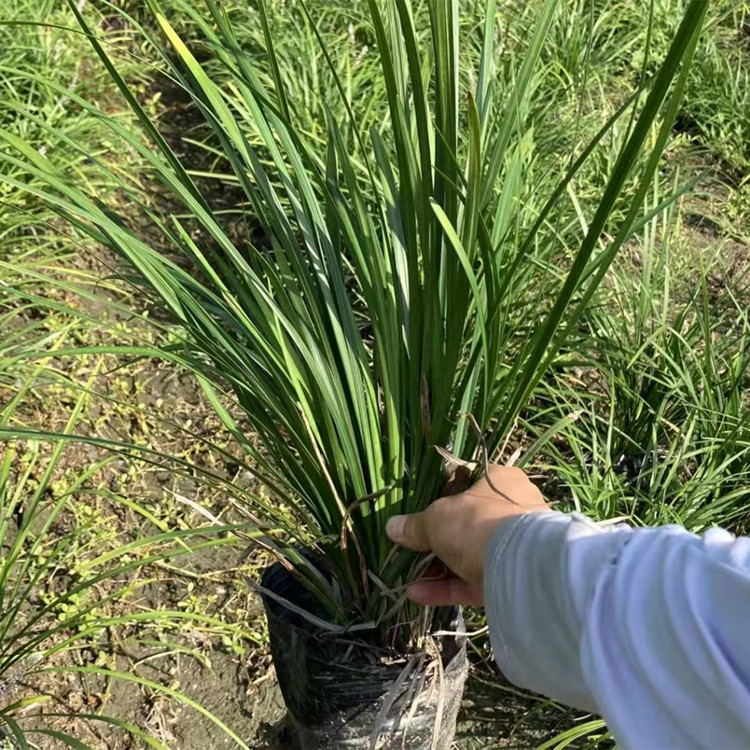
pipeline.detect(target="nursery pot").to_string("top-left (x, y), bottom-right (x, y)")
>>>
top-left (260, 560), bottom-right (468, 749)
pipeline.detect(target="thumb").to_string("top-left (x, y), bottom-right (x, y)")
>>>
top-left (386, 512), bottom-right (432, 552)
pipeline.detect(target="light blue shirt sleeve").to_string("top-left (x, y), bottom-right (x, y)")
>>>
top-left (484, 511), bottom-right (750, 750)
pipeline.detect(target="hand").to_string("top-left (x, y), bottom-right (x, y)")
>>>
top-left (386, 465), bottom-right (549, 606)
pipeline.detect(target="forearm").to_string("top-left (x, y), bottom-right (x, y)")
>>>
top-left (484, 512), bottom-right (750, 749)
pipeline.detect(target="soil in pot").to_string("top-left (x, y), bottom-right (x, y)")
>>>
top-left (260, 560), bottom-right (468, 750)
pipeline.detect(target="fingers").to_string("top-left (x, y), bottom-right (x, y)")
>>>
top-left (486, 464), bottom-right (526, 483)
top-left (464, 464), bottom-right (545, 508)
top-left (471, 464), bottom-right (523, 497)
top-left (386, 512), bottom-right (431, 552)
top-left (407, 577), bottom-right (483, 606)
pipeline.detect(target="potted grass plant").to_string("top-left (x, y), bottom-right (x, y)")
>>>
top-left (0, 0), bottom-right (707, 745)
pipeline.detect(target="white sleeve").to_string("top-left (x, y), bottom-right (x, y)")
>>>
top-left (484, 511), bottom-right (750, 750)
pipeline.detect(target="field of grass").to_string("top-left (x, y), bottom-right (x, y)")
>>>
top-left (0, 0), bottom-right (749, 748)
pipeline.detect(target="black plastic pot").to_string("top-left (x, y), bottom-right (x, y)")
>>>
top-left (261, 560), bottom-right (468, 749)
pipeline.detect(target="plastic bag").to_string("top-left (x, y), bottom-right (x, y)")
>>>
top-left (261, 561), bottom-right (468, 749)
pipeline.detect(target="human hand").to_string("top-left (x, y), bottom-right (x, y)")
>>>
top-left (386, 465), bottom-right (549, 606)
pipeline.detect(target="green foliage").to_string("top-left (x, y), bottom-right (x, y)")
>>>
top-left (0, 0), bottom-right (707, 636)
top-left (0, 0), bottom-right (747, 746)
top-left (539, 194), bottom-right (750, 531)
top-left (537, 719), bottom-right (610, 749)
top-left (638, 0), bottom-right (750, 172)
top-left (538, 0), bottom-right (750, 175)
top-left (0, 0), bottom-right (156, 266)
top-left (145, 0), bottom-right (387, 145)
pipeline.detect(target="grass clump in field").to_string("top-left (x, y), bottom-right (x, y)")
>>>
top-left (537, 187), bottom-right (750, 532)
top-left (0, 0), bottom-right (162, 267)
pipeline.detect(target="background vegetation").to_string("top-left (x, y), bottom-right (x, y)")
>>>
top-left (0, 0), bottom-right (748, 747)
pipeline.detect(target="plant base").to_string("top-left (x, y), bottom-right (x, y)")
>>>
top-left (261, 560), bottom-right (468, 749)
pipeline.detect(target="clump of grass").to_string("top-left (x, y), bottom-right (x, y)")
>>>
top-left (0, 0), bottom-right (707, 641)
top-left (139, 0), bottom-right (386, 142)
top-left (0, 0), bottom-right (157, 265)
top-left (615, 0), bottom-right (750, 173)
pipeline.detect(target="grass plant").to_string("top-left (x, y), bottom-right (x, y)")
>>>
top-left (0, 1), bottom-right (155, 267)
top-left (0, 0), bottom-right (709, 640)
top-left (3, 0), bottom-right (750, 747)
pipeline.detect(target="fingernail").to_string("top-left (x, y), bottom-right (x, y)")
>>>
top-left (386, 515), bottom-right (406, 542)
